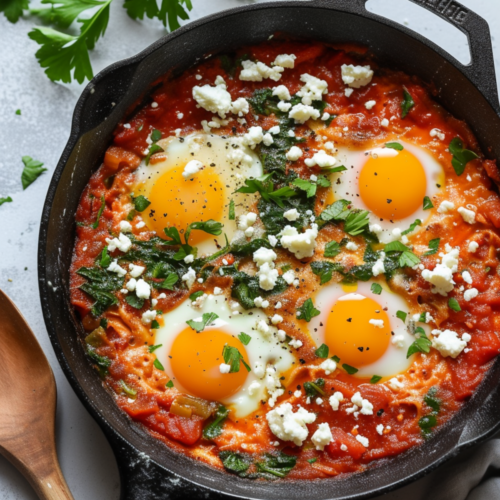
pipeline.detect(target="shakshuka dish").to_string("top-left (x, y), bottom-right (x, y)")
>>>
top-left (70, 39), bottom-right (500, 480)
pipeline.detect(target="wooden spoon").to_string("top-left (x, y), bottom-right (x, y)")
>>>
top-left (0, 289), bottom-right (74, 500)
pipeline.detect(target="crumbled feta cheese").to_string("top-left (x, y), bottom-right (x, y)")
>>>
top-left (344, 88), bottom-right (354, 97)
top-left (192, 82), bottom-right (232, 118)
top-left (107, 233), bottom-right (132, 253)
top-left (458, 206), bottom-right (476, 224)
top-left (387, 377), bottom-right (404, 390)
top-left (136, 221), bottom-right (145, 229)
top-left (184, 254), bottom-right (194, 264)
top-left (257, 263), bottom-right (279, 291)
top-left (254, 297), bottom-right (270, 308)
top-left (230, 97), bottom-right (249, 116)
top-left (151, 102), bottom-right (158, 108)
top-left (421, 245), bottom-right (459, 296)
top-left (341, 64), bottom-right (374, 88)
top-left (181, 267), bottom-right (196, 289)
top-left (392, 335), bottom-right (405, 348)
top-left (219, 363), bottom-right (231, 374)
top-left (297, 73), bottom-right (328, 105)
top-left (311, 423), bottom-right (333, 450)
top-left (282, 270), bottom-right (295, 285)
top-left (248, 381), bottom-right (261, 396)
top-left (263, 133), bottom-right (274, 146)
top-left (273, 54), bottom-right (296, 69)
top-left (238, 212), bottom-right (258, 231)
top-left (369, 319), bottom-right (384, 328)
top-left (135, 279), bottom-right (151, 299)
top-left (289, 104), bottom-right (320, 124)
top-left (279, 224), bottom-right (319, 259)
top-left (275, 301), bottom-right (282, 309)
top-left (141, 310), bottom-right (157, 325)
top-left (322, 112), bottom-right (330, 121)
top-left (289, 338), bottom-right (303, 349)
top-left (253, 248), bottom-right (277, 267)
top-left (371, 252), bottom-right (386, 277)
top-left (431, 329), bottom-right (469, 358)
top-left (272, 85), bottom-right (291, 101)
top-left (320, 358), bottom-right (337, 375)
top-left (294, 390), bottom-right (301, 398)
top-left (346, 241), bottom-right (358, 251)
top-left (351, 392), bottom-right (374, 415)
top-left (468, 241), bottom-right (479, 253)
top-left (365, 100), bottom-right (376, 110)
top-left (269, 125), bottom-right (280, 135)
top-left (464, 288), bottom-right (478, 301)
top-left (243, 126), bottom-right (264, 149)
top-left (107, 260), bottom-right (127, 277)
top-left (277, 329), bottom-right (287, 341)
top-left (462, 271), bottom-right (472, 284)
top-left (129, 264), bottom-right (145, 278)
top-left (286, 146), bottom-right (303, 161)
top-left (356, 435), bottom-right (369, 448)
top-left (240, 60), bottom-right (283, 82)
top-left (213, 287), bottom-right (223, 296)
top-left (381, 118), bottom-right (389, 127)
top-left (266, 403), bottom-right (316, 446)
top-left (271, 314), bottom-right (283, 325)
top-left (278, 101), bottom-right (292, 112)
top-left (329, 392), bottom-right (344, 411)
top-left (254, 362), bottom-right (265, 378)
top-left (284, 208), bottom-right (300, 221)
top-left (125, 278), bottom-right (137, 291)
top-left (256, 319), bottom-right (271, 338)
top-left (268, 235), bottom-right (278, 247)
top-left (190, 293), bottom-right (207, 309)
top-left (119, 220), bottom-right (132, 233)
top-left (376, 424), bottom-right (384, 435)
top-left (304, 150), bottom-right (336, 168)
top-left (430, 128), bottom-right (445, 141)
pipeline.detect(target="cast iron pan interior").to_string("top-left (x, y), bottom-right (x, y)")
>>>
top-left (38, 1), bottom-right (500, 499)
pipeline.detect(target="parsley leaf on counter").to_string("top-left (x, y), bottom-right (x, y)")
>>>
top-left (401, 87), bottom-right (415, 118)
top-left (186, 312), bottom-right (219, 333)
top-left (449, 137), bottom-right (479, 176)
top-left (29, 0), bottom-right (112, 83)
top-left (124, 0), bottom-right (192, 30)
top-left (31, 0), bottom-right (103, 28)
top-left (0, 196), bottom-right (13, 206)
top-left (0, 0), bottom-right (28, 22)
top-left (297, 298), bottom-right (320, 322)
top-left (21, 156), bottom-right (47, 189)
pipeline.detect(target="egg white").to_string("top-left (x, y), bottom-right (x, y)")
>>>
top-left (330, 140), bottom-right (444, 243)
top-left (154, 294), bottom-right (295, 417)
top-left (309, 280), bottom-right (417, 378)
top-left (134, 132), bottom-right (263, 256)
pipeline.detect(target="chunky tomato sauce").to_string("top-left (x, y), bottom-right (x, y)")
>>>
top-left (70, 39), bottom-right (500, 480)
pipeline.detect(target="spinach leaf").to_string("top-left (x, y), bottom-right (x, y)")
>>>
top-left (203, 405), bottom-right (229, 440)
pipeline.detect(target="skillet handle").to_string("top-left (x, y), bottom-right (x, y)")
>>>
top-left (312, 0), bottom-right (500, 113)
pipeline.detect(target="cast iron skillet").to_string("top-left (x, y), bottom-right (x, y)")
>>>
top-left (38, 1), bottom-right (500, 499)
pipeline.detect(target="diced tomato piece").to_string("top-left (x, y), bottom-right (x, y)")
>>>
top-left (483, 159), bottom-right (500, 184)
top-left (104, 146), bottom-right (141, 171)
top-left (156, 412), bottom-right (203, 445)
top-left (468, 330), bottom-right (500, 365)
top-left (481, 199), bottom-right (500, 228)
top-left (326, 428), bottom-right (366, 460)
top-left (120, 393), bottom-right (159, 419)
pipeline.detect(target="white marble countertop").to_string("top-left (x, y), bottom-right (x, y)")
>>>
top-left (1, 0), bottom-right (499, 498)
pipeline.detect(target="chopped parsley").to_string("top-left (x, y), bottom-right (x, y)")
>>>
top-left (424, 238), bottom-right (440, 256)
top-left (396, 310), bottom-right (407, 322)
top-left (423, 196), bottom-right (434, 210)
top-left (203, 405), bottom-right (229, 440)
top-left (21, 156), bottom-right (47, 190)
top-left (228, 199), bottom-right (235, 220)
top-left (153, 358), bottom-right (164, 371)
top-left (315, 343), bottom-right (329, 358)
top-left (222, 344), bottom-right (251, 373)
top-left (407, 327), bottom-right (432, 358)
top-left (303, 378), bottom-right (325, 397)
top-left (148, 344), bottom-right (162, 353)
top-left (297, 298), bottom-right (320, 322)
top-left (324, 240), bottom-right (341, 258)
top-left (401, 87), bottom-right (415, 118)
top-left (91, 195), bottom-right (106, 229)
top-left (186, 312), bottom-right (219, 333)
top-left (449, 137), bottom-right (479, 176)
top-left (448, 297), bottom-right (461, 312)
top-left (166, 380), bottom-right (174, 388)
top-left (370, 375), bottom-right (382, 384)
top-left (132, 195), bottom-right (151, 212)
top-left (238, 332), bottom-right (252, 345)
top-left (371, 283), bottom-right (382, 295)
top-left (385, 142), bottom-right (404, 151)
top-left (342, 364), bottom-right (358, 375)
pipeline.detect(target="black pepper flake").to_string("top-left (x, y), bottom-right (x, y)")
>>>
top-left (387, 199), bottom-right (392, 204)
top-left (299, 358), bottom-right (306, 365)
top-left (347, 318), bottom-right (352, 322)
top-left (377, 409), bottom-right (384, 416)
top-left (358, 347), bottom-right (364, 352)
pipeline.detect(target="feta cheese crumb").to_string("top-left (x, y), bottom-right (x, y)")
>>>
top-left (392, 335), bottom-right (405, 348)
top-left (181, 267), bottom-right (196, 289)
top-left (213, 287), bottom-right (223, 296)
top-left (356, 435), bottom-right (369, 448)
top-left (340, 444), bottom-right (348, 451)
top-left (376, 424), bottom-right (384, 436)
top-left (365, 100), bottom-right (376, 110)
top-left (462, 271), bottom-right (472, 284)
top-left (279, 224), bottom-right (319, 259)
top-left (464, 288), bottom-right (478, 301)
top-left (238, 212), bottom-right (258, 231)
top-left (351, 392), bottom-right (374, 415)
top-left (284, 208), bottom-right (300, 221)
top-left (266, 403), bottom-right (316, 446)
top-left (135, 279), bottom-right (151, 299)
top-left (273, 54), bottom-right (296, 69)
top-left (431, 329), bottom-right (469, 358)
top-left (320, 358), bottom-right (337, 375)
top-left (458, 206), bottom-right (476, 224)
top-left (387, 378), bottom-right (404, 390)
top-left (381, 118), bottom-right (389, 127)
top-left (369, 319), bottom-right (384, 328)
top-left (430, 128), bottom-right (445, 141)
top-left (341, 64), bottom-right (374, 88)
top-left (240, 60), bottom-right (283, 82)
top-left (243, 126), bottom-right (264, 149)
top-left (107, 260), bottom-right (127, 277)
top-left (119, 220), bottom-right (132, 233)
top-left (248, 381), bottom-right (261, 396)
top-left (219, 363), bottom-right (231, 374)
top-left (437, 200), bottom-right (455, 214)
top-left (129, 264), bottom-right (145, 278)
top-left (278, 101), bottom-right (292, 112)
top-left (329, 392), bottom-right (344, 411)
top-left (421, 245), bottom-right (459, 296)
top-left (141, 310), bottom-right (157, 325)
top-left (273, 85), bottom-right (291, 101)
top-left (346, 241), bottom-right (358, 251)
top-left (230, 97), bottom-right (249, 116)
top-left (289, 338), bottom-right (303, 349)
top-left (282, 270), bottom-right (295, 285)
top-left (344, 88), bottom-right (354, 97)
top-left (468, 241), bottom-right (479, 253)
top-left (269, 125), bottom-right (280, 135)
top-left (192, 82), bottom-right (232, 118)
top-left (268, 235), bottom-right (278, 247)
top-left (297, 73), bottom-right (328, 105)
top-left (271, 314), bottom-right (283, 325)
top-left (125, 278), bottom-right (137, 291)
top-left (371, 252), bottom-right (386, 277)
top-left (286, 146), bottom-right (303, 161)
top-left (289, 104), bottom-right (320, 124)
top-left (311, 423), bottom-right (333, 450)
top-left (106, 233), bottom-right (132, 253)
top-left (304, 150), bottom-right (336, 168)
top-left (184, 254), bottom-right (194, 264)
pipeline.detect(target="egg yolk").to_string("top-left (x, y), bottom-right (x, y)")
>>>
top-left (144, 164), bottom-right (225, 245)
top-left (170, 327), bottom-right (249, 401)
top-left (359, 149), bottom-right (427, 220)
top-left (325, 295), bottom-right (391, 368)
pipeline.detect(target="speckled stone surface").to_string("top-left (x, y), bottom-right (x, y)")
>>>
top-left (0, 0), bottom-right (499, 498)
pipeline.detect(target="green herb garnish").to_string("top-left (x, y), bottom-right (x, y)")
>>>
top-left (238, 332), bottom-right (251, 345)
top-left (21, 156), bottom-right (47, 189)
top-left (371, 283), bottom-right (382, 295)
top-left (186, 312), bottom-right (219, 333)
top-left (297, 298), bottom-right (320, 322)
top-left (222, 344), bottom-right (251, 373)
top-left (203, 405), bottom-right (229, 440)
top-left (449, 137), bottom-right (479, 176)
top-left (401, 87), bottom-right (415, 118)
top-left (315, 344), bottom-right (329, 358)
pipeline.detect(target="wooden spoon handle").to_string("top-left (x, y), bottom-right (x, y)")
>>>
top-left (32, 462), bottom-right (74, 500)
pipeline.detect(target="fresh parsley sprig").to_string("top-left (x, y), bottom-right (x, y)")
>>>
top-left (449, 137), bottom-right (479, 176)
top-left (235, 173), bottom-right (296, 208)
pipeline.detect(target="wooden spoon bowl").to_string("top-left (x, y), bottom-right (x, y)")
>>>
top-left (0, 289), bottom-right (73, 500)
